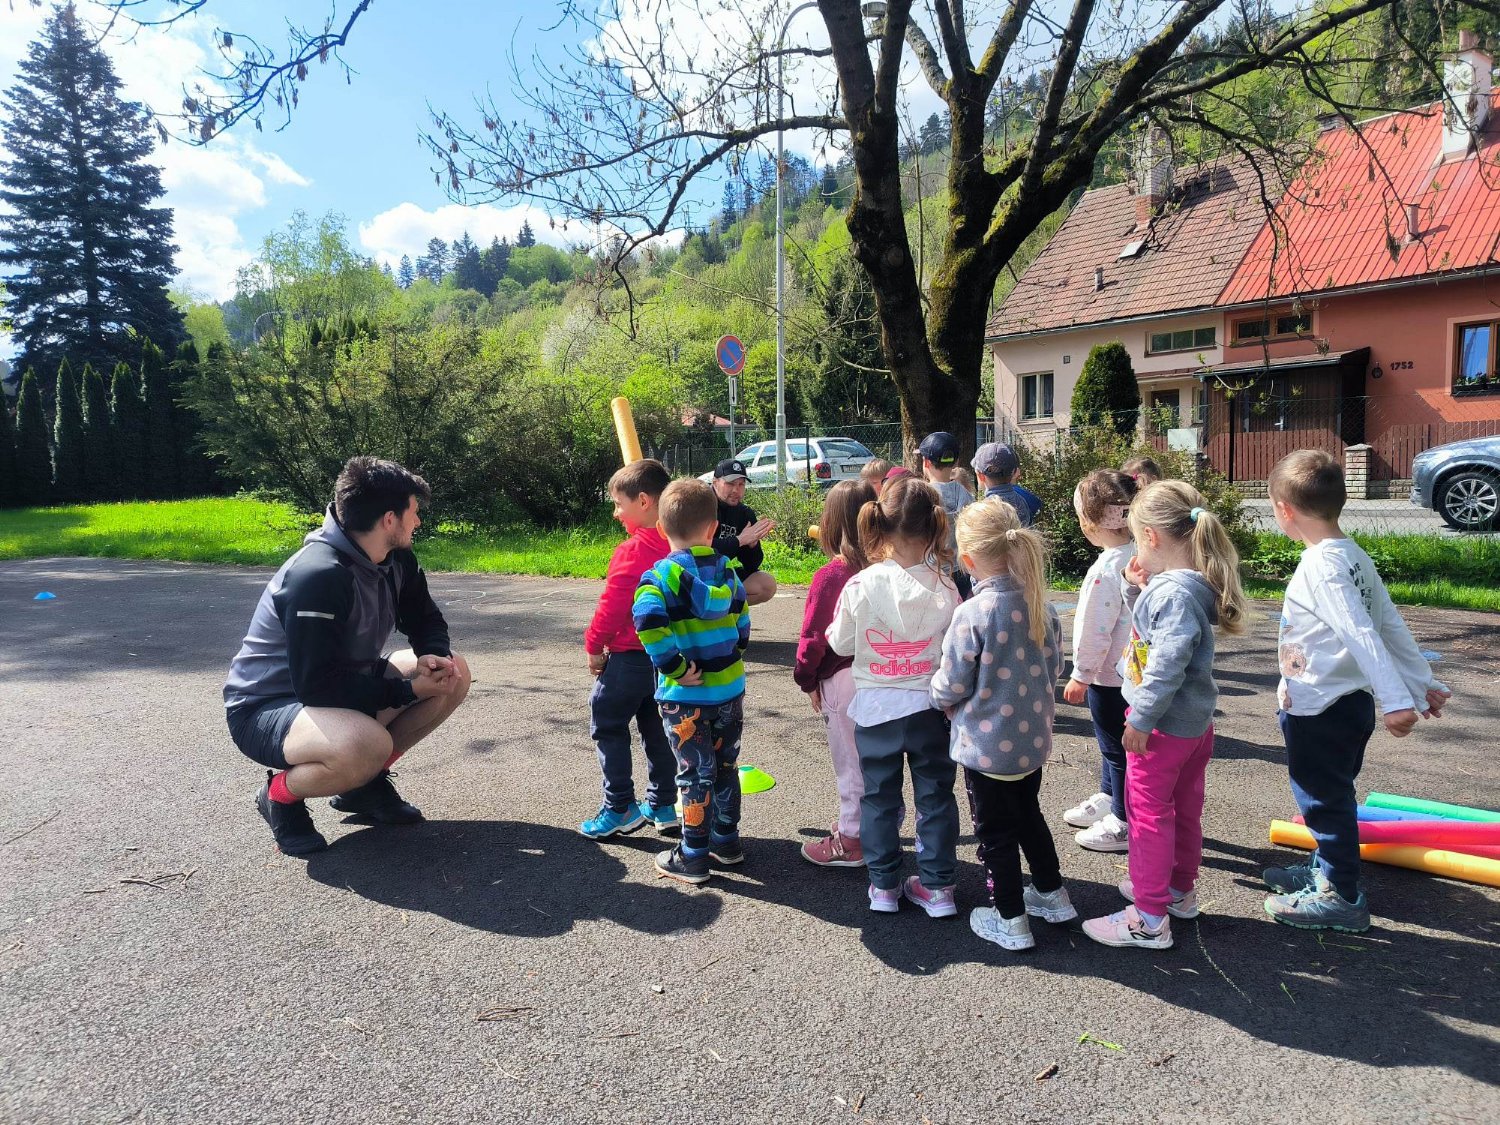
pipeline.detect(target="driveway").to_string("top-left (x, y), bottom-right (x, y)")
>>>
top-left (2, 559), bottom-right (1497, 1123)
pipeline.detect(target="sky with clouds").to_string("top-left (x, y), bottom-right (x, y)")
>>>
top-left (0, 0), bottom-right (947, 327)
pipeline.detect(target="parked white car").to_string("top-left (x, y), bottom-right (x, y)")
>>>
top-left (698, 437), bottom-right (878, 487)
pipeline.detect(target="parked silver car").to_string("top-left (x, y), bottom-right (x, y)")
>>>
top-left (1410, 436), bottom-right (1500, 532)
top-left (698, 437), bottom-right (878, 487)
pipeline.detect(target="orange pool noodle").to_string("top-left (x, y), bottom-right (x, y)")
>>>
top-left (1269, 820), bottom-right (1500, 888)
top-left (611, 397), bottom-right (643, 465)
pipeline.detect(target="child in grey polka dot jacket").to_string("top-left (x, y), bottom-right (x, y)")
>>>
top-left (930, 499), bottom-right (1075, 951)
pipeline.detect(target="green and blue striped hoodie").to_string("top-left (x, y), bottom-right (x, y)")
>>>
top-left (633, 545), bottom-right (750, 704)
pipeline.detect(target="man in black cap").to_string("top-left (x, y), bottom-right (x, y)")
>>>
top-left (710, 458), bottom-right (779, 606)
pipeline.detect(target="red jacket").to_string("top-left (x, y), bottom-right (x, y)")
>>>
top-left (585, 525), bottom-right (671, 655)
top-left (794, 557), bottom-right (856, 692)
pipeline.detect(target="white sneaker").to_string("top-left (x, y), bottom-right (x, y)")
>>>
top-left (1076, 814), bottom-right (1129, 853)
top-left (1023, 883), bottom-right (1079, 923)
top-left (867, 884), bottom-right (901, 913)
top-left (1082, 905), bottom-right (1173, 950)
top-left (1063, 792), bottom-right (1113, 828)
top-left (1119, 877), bottom-right (1200, 920)
top-left (970, 907), bottom-right (1035, 951)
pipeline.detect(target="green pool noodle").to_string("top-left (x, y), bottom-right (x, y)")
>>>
top-left (738, 765), bottom-right (776, 793)
top-left (1366, 793), bottom-right (1500, 824)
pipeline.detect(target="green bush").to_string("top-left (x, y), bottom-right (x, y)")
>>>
top-left (750, 484), bottom-right (829, 555)
top-left (1070, 342), bottom-right (1140, 437)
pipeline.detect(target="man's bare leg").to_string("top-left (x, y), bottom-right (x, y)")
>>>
top-left (377, 650), bottom-right (473, 756)
top-left (279, 708), bottom-right (394, 798)
top-left (742, 570), bottom-right (778, 607)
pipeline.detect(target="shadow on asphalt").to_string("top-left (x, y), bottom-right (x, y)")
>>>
top-left (303, 819), bottom-right (723, 937)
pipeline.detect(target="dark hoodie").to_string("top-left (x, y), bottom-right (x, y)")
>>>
top-left (223, 506), bottom-right (451, 717)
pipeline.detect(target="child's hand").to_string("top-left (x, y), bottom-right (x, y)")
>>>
top-left (1383, 708), bottom-right (1419, 738)
top-left (807, 688), bottom-right (822, 714)
top-left (587, 651), bottom-right (608, 676)
top-left (1123, 725), bottom-right (1151, 755)
top-left (1423, 687), bottom-right (1451, 718)
top-left (1124, 558), bottom-right (1151, 588)
top-left (676, 661), bottom-right (704, 686)
top-left (1062, 679), bottom-right (1088, 706)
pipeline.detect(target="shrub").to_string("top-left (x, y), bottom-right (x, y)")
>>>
top-left (751, 485), bottom-right (829, 554)
top-left (1070, 342), bottom-right (1140, 437)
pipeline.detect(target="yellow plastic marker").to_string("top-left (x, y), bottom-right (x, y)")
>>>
top-left (1269, 819), bottom-right (1500, 889)
top-left (611, 396), bottom-right (643, 465)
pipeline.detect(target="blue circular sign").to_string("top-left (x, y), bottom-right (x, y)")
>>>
top-left (716, 334), bottom-right (746, 376)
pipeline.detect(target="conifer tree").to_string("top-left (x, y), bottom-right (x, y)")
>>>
top-left (14, 368), bottom-right (52, 505)
top-left (80, 363), bottom-right (113, 501)
top-left (0, 392), bottom-right (17, 507)
top-left (171, 341), bottom-right (215, 496)
top-left (51, 358), bottom-right (87, 500)
top-left (110, 360), bottom-right (146, 499)
top-left (142, 339), bottom-right (179, 498)
top-left (1071, 342), bottom-right (1141, 437)
top-left (0, 4), bottom-right (183, 380)
top-left (422, 237), bottom-right (450, 282)
top-left (479, 237), bottom-right (510, 295)
top-left (516, 220), bottom-right (536, 248)
top-left (397, 254), bottom-right (415, 288)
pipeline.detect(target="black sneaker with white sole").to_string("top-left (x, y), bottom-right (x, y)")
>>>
top-left (255, 775), bottom-right (328, 856)
top-left (329, 770), bottom-right (424, 824)
top-left (708, 839), bottom-right (745, 866)
top-left (655, 844), bottom-right (711, 885)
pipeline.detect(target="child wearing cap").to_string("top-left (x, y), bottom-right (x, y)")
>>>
top-left (973, 442), bottom-right (1042, 527)
top-left (919, 431), bottom-right (974, 598)
top-left (710, 458), bottom-right (778, 606)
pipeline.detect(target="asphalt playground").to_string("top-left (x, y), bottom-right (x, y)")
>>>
top-left (3, 557), bottom-right (1498, 1123)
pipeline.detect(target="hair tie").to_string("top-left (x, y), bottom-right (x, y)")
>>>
top-left (1189, 506), bottom-right (1205, 523)
top-left (1005, 529), bottom-right (1018, 541)
top-left (1130, 472), bottom-right (1140, 482)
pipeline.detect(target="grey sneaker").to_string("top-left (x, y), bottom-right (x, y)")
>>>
top-left (1022, 883), bottom-right (1078, 923)
top-left (970, 907), bottom-right (1035, 951)
top-left (1265, 872), bottom-right (1370, 933)
top-left (1263, 860), bottom-right (1317, 895)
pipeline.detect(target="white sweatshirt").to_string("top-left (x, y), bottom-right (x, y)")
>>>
top-left (1277, 538), bottom-right (1445, 717)
top-left (1069, 541), bottom-right (1135, 688)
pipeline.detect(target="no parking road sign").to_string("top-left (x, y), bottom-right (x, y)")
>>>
top-left (715, 334), bottom-right (746, 376)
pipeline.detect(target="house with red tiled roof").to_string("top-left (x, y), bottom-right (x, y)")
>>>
top-left (987, 33), bottom-right (1500, 490)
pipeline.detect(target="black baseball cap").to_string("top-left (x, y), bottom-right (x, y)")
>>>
top-left (714, 458), bottom-right (749, 481)
top-left (918, 431), bottom-right (960, 466)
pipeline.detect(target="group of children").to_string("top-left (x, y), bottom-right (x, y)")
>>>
top-left (581, 437), bottom-right (1450, 951)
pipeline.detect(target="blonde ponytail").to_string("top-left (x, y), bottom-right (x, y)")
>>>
top-left (1129, 481), bottom-right (1247, 635)
top-left (955, 500), bottom-right (1050, 645)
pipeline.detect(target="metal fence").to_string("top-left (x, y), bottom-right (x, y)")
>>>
top-left (659, 420), bottom-right (998, 481)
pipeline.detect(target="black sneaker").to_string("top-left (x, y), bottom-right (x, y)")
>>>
top-left (255, 774), bottom-right (328, 856)
top-left (329, 770), bottom-right (424, 824)
top-left (654, 844), bottom-right (711, 885)
top-left (708, 839), bottom-right (744, 866)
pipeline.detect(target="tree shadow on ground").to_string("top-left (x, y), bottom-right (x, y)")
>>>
top-left (304, 818), bottom-right (722, 938)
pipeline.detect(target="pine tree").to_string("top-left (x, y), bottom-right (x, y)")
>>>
top-left (80, 362), bottom-right (113, 500)
top-left (142, 339), bottom-right (179, 498)
top-left (1071, 342), bottom-right (1141, 437)
top-left (423, 237), bottom-right (450, 282)
top-left (452, 232), bottom-right (486, 292)
top-left (14, 368), bottom-right (52, 505)
top-left (0, 4), bottom-right (183, 381)
top-left (397, 254), bottom-right (415, 288)
top-left (0, 390), bottom-right (17, 507)
top-left (51, 358), bottom-right (86, 500)
top-left (110, 360), bottom-right (146, 499)
top-left (516, 220), bottom-right (536, 248)
top-left (720, 181), bottom-right (738, 224)
top-left (171, 341), bottom-right (215, 496)
top-left (479, 237), bottom-right (510, 295)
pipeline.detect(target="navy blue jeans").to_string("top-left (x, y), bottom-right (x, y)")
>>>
top-left (1087, 684), bottom-right (1129, 822)
top-left (1281, 690), bottom-right (1376, 901)
top-left (589, 650), bottom-right (677, 812)
top-left (854, 708), bottom-right (958, 891)
top-left (660, 697), bottom-right (744, 853)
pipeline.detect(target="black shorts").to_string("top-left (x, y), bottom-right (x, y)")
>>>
top-left (227, 697), bottom-right (303, 771)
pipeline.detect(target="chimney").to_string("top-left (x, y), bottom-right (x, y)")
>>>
top-left (1315, 112), bottom-right (1342, 133)
top-left (1406, 202), bottom-right (1421, 241)
top-left (1133, 126), bottom-right (1173, 229)
top-left (1441, 29), bottom-right (1493, 160)
top-left (1094, 266), bottom-right (1105, 292)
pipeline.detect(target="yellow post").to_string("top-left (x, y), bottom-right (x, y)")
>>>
top-left (611, 396), bottom-right (643, 465)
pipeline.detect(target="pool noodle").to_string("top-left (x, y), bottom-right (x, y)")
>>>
top-left (1269, 820), bottom-right (1500, 888)
top-left (1289, 816), bottom-right (1500, 854)
top-left (1364, 793), bottom-right (1500, 824)
top-left (1355, 805), bottom-right (1447, 823)
top-left (610, 397), bottom-right (643, 465)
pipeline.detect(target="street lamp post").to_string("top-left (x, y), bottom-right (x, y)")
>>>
top-left (774, 1), bottom-right (820, 489)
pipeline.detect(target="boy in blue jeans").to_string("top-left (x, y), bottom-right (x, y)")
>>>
top-left (580, 459), bottom-right (680, 840)
top-left (1263, 450), bottom-right (1450, 932)
top-left (633, 479), bottom-right (751, 885)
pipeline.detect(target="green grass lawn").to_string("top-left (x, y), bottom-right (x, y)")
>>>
top-left (2, 498), bottom-right (1494, 610)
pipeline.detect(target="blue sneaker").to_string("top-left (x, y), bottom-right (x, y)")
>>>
top-left (1264, 872), bottom-right (1370, 933)
top-left (1263, 860), bottom-right (1317, 895)
top-left (638, 800), bottom-right (681, 836)
top-left (578, 804), bottom-right (646, 839)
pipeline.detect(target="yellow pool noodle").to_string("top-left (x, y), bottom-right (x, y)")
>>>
top-left (1269, 819), bottom-right (1500, 889)
top-left (611, 397), bottom-right (643, 465)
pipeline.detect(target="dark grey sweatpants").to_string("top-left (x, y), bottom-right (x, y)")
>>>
top-left (855, 707), bottom-right (958, 891)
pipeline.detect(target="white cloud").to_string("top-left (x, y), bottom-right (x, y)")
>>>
top-left (0, 4), bottom-right (310, 310)
top-left (357, 201), bottom-right (578, 266)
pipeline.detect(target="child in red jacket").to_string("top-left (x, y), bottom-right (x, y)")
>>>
top-left (580, 460), bottom-right (680, 840)
top-left (795, 479), bottom-right (876, 867)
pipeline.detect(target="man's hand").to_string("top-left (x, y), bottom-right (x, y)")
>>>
top-left (1062, 679), bottom-right (1088, 706)
top-left (738, 518), bottom-right (777, 547)
top-left (1383, 708), bottom-right (1419, 738)
top-left (1423, 687), bottom-right (1452, 718)
top-left (807, 688), bottom-right (822, 714)
top-left (1124, 557), bottom-right (1151, 588)
top-left (675, 662), bottom-right (704, 687)
top-left (587, 651), bottom-right (608, 677)
top-left (1123, 725), bottom-right (1152, 755)
top-left (409, 654), bottom-right (457, 699)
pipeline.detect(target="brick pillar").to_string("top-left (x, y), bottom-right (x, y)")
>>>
top-left (1344, 443), bottom-right (1372, 500)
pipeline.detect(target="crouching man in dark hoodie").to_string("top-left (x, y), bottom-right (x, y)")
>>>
top-left (224, 456), bottom-right (471, 855)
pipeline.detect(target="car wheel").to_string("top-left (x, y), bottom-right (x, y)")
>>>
top-left (1437, 470), bottom-right (1500, 532)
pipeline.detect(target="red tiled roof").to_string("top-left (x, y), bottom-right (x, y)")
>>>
top-left (1220, 96), bottom-right (1500, 304)
top-left (986, 158), bottom-right (1267, 340)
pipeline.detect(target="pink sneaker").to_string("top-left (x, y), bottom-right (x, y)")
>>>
top-left (868, 884), bottom-right (900, 913)
top-left (1082, 905), bottom-right (1173, 950)
top-left (801, 829), bottom-right (865, 867)
top-left (902, 876), bottom-right (958, 918)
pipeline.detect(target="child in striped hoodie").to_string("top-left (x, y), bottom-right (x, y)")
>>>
top-left (633, 479), bottom-right (752, 886)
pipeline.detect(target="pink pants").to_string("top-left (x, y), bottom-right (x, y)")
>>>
top-left (1125, 724), bottom-right (1214, 918)
top-left (819, 668), bottom-right (862, 838)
